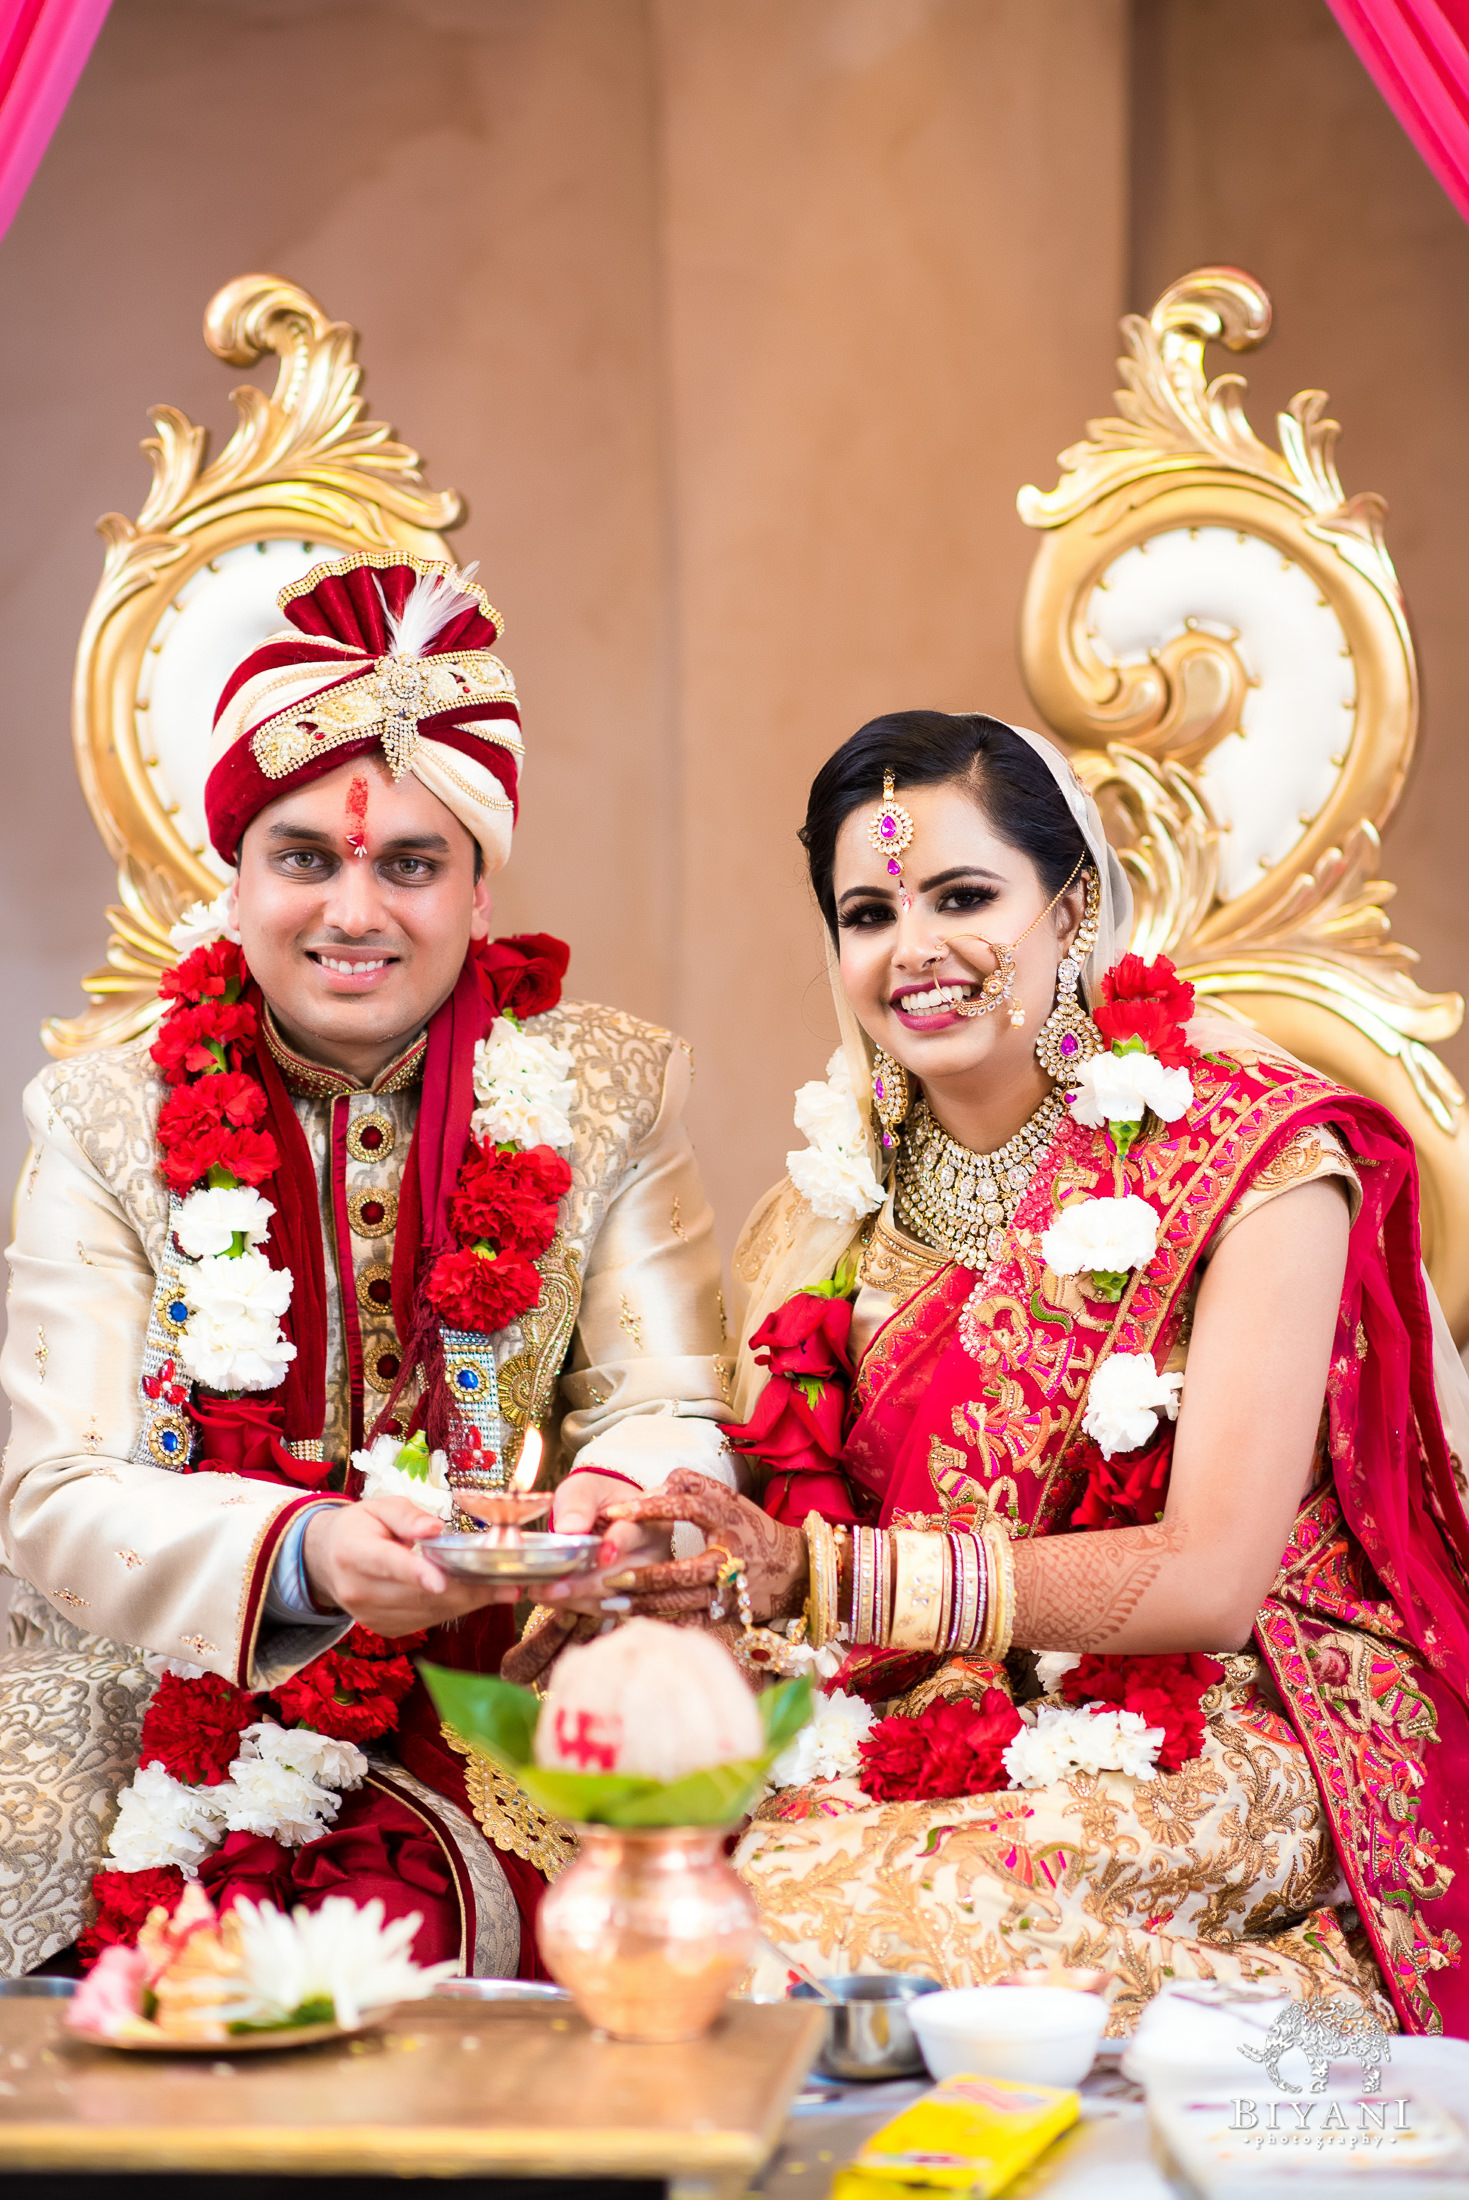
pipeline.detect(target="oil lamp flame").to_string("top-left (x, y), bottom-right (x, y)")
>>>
top-left (511, 1424), bottom-right (543, 1494)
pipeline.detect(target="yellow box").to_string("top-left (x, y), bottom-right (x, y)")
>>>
top-left (832, 2073), bottom-right (1079, 2198)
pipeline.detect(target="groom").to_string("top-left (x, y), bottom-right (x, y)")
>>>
top-left (0, 552), bottom-right (733, 1978)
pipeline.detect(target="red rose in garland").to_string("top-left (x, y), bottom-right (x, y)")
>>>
top-left (473, 931), bottom-right (570, 1020)
top-left (1060, 1651), bottom-right (1224, 1773)
top-left (427, 1244), bottom-right (544, 1334)
top-left (1069, 1428), bottom-right (1173, 1531)
top-left (1093, 953), bottom-right (1196, 1069)
top-left (858, 1688), bottom-right (1022, 1802)
top-left (727, 1276), bottom-right (861, 1524)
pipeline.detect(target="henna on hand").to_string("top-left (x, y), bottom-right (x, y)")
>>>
top-left (1012, 1522), bottom-right (1177, 1651)
top-left (601, 1469), bottom-right (808, 1621)
top-left (500, 1608), bottom-right (601, 1687)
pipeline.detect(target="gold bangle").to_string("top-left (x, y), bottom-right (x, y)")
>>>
top-left (803, 1512), bottom-right (839, 1650)
top-left (978, 1520), bottom-right (1015, 1659)
top-left (888, 1528), bottom-right (947, 1651)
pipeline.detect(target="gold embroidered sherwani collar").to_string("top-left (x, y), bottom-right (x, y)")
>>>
top-left (260, 1008), bottom-right (427, 1099)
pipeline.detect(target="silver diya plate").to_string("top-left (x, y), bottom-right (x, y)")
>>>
top-left (422, 1489), bottom-right (602, 1585)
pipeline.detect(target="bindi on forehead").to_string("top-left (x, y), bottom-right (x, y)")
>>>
top-left (344, 775), bottom-right (370, 858)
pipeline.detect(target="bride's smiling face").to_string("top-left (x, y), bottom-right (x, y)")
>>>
top-left (832, 780), bottom-right (1082, 1084)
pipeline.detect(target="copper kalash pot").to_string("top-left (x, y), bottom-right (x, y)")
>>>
top-left (537, 1824), bottom-right (757, 2042)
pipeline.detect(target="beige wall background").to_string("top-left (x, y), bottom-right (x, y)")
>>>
top-left (0, 0), bottom-right (1465, 1274)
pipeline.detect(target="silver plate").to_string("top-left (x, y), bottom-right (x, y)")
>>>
top-left (422, 1531), bottom-right (602, 1583)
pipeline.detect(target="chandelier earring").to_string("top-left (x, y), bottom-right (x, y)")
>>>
top-left (1033, 865), bottom-right (1104, 1085)
top-left (871, 1047), bottom-right (912, 1151)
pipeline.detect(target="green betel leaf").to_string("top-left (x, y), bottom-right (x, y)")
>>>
top-left (759, 1675), bottom-right (814, 1753)
top-left (513, 1766), bottom-right (670, 1822)
top-left (419, 1663), bottom-right (541, 1767)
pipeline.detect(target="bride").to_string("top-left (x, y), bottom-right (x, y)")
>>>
top-left (537, 710), bottom-right (1469, 2036)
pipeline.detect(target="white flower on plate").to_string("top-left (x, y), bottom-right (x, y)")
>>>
top-left (1002, 1702), bottom-right (1164, 1789)
top-left (767, 1687), bottom-right (875, 1788)
top-left (1040, 1194), bottom-right (1159, 1280)
top-left (1070, 1049), bottom-right (1193, 1131)
top-left (1081, 1351), bottom-right (1183, 1460)
top-left (203, 1895), bottom-right (458, 2031)
top-left (105, 1762), bottom-right (226, 1875)
top-left (167, 889), bottom-right (240, 955)
top-left (177, 1247), bottom-right (296, 1393)
top-left (786, 1049), bottom-right (884, 1224)
top-left (471, 1017), bottom-right (576, 1151)
top-left (1032, 1650), bottom-right (1082, 1694)
top-left (237, 1722), bottom-right (368, 1794)
top-left (174, 1185), bottom-right (275, 1260)
top-left (351, 1434), bottom-right (453, 1522)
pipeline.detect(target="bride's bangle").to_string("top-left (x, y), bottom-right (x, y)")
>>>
top-left (889, 1528), bottom-right (947, 1651)
top-left (978, 1520), bottom-right (1015, 1659)
top-left (803, 1512), bottom-right (842, 1649)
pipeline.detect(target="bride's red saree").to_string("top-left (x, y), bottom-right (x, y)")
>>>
top-left (834, 1048), bottom-right (1469, 2036)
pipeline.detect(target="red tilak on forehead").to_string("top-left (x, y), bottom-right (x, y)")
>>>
top-left (345, 775), bottom-right (369, 857)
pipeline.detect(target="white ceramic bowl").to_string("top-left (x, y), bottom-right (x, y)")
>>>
top-left (910, 1985), bottom-right (1108, 2089)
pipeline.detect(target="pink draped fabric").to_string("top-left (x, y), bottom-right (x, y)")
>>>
top-left (0, 0), bottom-right (109, 242)
top-left (1326, 0), bottom-right (1469, 224)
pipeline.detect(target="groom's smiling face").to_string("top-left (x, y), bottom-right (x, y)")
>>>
top-left (231, 755), bottom-right (492, 1084)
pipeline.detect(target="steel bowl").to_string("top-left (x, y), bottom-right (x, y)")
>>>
top-left (791, 1974), bottom-right (943, 2080)
top-left (422, 1530), bottom-right (602, 1583)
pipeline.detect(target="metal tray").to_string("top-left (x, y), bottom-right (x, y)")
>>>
top-left (422, 1530), bottom-right (602, 1583)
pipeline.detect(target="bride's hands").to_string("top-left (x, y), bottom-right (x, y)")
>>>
top-left (551, 1469), bottom-right (809, 1625)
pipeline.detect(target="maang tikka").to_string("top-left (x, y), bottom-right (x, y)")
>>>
top-left (1033, 865), bottom-right (1103, 1084)
top-left (868, 770), bottom-right (915, 884)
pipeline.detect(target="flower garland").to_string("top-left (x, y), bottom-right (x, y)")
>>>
top-left (423, 1013), bottom-right (574, 1338)
top-left (87, 914), bottom-right (575, 1963)
top-left (151, 900), bottom-right (293, 1395)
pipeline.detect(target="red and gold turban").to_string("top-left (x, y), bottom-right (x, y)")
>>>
top-left (204, 551), bottom-right (524, 874)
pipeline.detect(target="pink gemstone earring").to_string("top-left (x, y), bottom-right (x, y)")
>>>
top-left (869, 770), bottom-right (914, 881)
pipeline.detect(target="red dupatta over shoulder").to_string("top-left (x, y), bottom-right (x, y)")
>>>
top-left (839, 1048), bottom-right (1469, 2036)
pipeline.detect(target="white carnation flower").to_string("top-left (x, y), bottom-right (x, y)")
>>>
top-left (177, 1247), bottom-right (296, 1393)
top-left (216, 1758), bottom-right (344, 1848)
top-left (1041, 1194), bottom-right (1159, 1280)
top-left (174, 1185), bottom-right (275, 1259)
top-left (1081, 1351), bottom-right (1183, 1460)
top-left (786, 1048), bottom-right (884, 1224)
top-left (1003, 1702), bottom-right (1164, 1789)
top-left (471, 1018), bottom-right (576, 1151)
top-left (203, 1895), bottom-right (457, 2031)
top-left (105, 1762), bottom-right (225, 1875)
top-left (167, 889), bottom-right (239, 954)
top-left (238, 1721), bottom-right (367, 1793)
top-left (1032, 1650), bottom-right (1082, 1693)
top-left (1071, 1049), bottom-right (1193, 1130)
top-left (351, 1434), bottom-right (453, 1522)
top-left (768, 1688), bottom-right (875, 1788)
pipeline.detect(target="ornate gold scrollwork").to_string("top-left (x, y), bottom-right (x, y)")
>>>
top-left (1019, 268), bottom-right (1469, 1333)
top-left (49, 275), bottom-right (461, 1055)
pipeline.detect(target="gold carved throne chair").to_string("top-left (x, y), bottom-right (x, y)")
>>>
top-left (52, 273), bottom-right (460, 1057)
top-left (1017, 267), bottom-right (1469, 1340)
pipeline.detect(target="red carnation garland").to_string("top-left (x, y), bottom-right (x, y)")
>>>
top-left (1093, 952), bottom-right (1198, 1070)
top-left (85, 929), bottom-right (572, 1963)
top-left (858, 1688), bottom-right (1022, 1802)
top-left (1059, 1651), bottom-right (1225, 1773)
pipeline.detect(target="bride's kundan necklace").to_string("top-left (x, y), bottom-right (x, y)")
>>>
top-left (895, 1088), bottom-right (1065, 1271)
